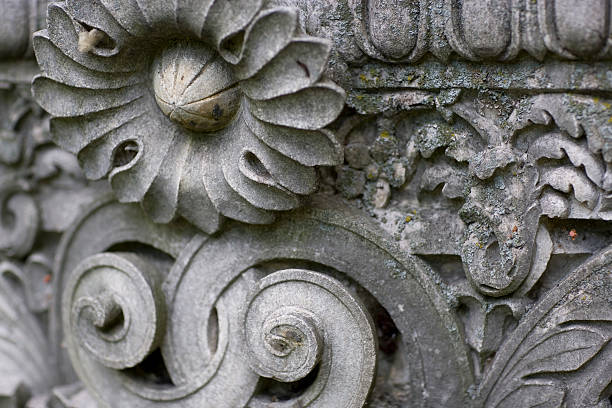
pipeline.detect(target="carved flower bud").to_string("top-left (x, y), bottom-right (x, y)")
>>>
top-left (152, 42), bottom-right (241, 133)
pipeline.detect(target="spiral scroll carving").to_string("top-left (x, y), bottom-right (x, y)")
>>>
top-left (243, 269), bottom-right (377, 407)
top-left (64, 252), bottom-right (166, 370)
top-left (0, 183), bottom-right (39, 258)
top-left (53, 199), bottom-right (472, 407)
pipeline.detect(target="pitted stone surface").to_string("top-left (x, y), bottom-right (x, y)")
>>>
top-left (0, 0), bottom-right (611, 407)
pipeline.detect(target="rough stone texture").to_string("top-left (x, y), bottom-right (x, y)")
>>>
top-left (0, 0), bottom-right (611, 407)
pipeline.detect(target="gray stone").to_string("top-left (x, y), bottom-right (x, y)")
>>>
top-left (345, 142), bottom-right (371, 169)
top-left (0, 0), bottom-right (611, 407)
top-left (335, 165), bottom-right (366, 199)
top-left (372, 179), bottom-right (391, 209)
top-left (31, 0), bottom-right (346, 232)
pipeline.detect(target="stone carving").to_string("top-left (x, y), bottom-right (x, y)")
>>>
top-left (349, 0), bottom-right (612, 62)
top-left (0, 83), bottom-right (103, 312)
top-left (451, 93), bottom-right (612, 297)
top-left (32, 0), bottom-right (345, 233)
top-left (0, 82), bottom-right (108, 407)
top-left (478, 244), bottom-right (612, 407)
top-left (0, 0), bottom-right (47, 59)
top-left (242, 269), bottom-right (377, 407)
top-left (0, 263), bottom-right (54, 406)
top-left (65, 252), bottom-right (167, 370)
top-left (0, 86), bottom-right (43, 258)
top-left (0, 0), bottom-right (611, 407)
top-left (328, 91), bottom-right (611, 301)
top-left (0, 180), bottom-right (39, 259)
top-left (54, 197), bottom-right (473, 407)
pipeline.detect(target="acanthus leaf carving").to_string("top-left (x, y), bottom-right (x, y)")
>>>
top-left (0, 262), bottom-right (55, 405)
top-left (395, 91), bottom-right (612, 297)
top-left (478, 244), bottom-right (612, 408)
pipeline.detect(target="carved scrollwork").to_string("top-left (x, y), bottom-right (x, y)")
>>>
top-left (52, 197), bottom-right (473, 407)
top-left (2, 0), bottom-right (610, 405)
top-left (32, 0), bottom-right (346, 233)
top-left (243, 269), bottom-right (377, 407)
top-left (64, 252), bottom-right (167, 370)
top-left (0, 263), bottom-right (54, 405)
top-left (0, 181), bottom-right (39, 258)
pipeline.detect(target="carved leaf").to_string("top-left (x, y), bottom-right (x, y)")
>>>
top-left (517, 223), bottom-right (553, 295)
top-left (517, 327), bottom-right (608, 376)
top-left (539, 166), bottom-right (599, 209)
top-left (516, 94), bottom-right (612, 163)
top-left (529, 133), bottom-right (605, 187)
top-left (539, 189), bottom-right (570, 218)
top-left (0, 264), bottom-right (54, 402)
top-left (420, 159), bottom-right (468, 199)
top-left (496, 383), bottom-right (565, 408)
top-left (489, 323), bottom-right (611, 408)
top-left (469, 146), bottom-right (516, 180)
top-left (480, 245), bottom-right (612, 408)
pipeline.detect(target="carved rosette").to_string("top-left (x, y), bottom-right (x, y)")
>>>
top-left (32, 0), bottom-right (346, 233)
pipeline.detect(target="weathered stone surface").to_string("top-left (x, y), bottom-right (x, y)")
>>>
top-left (0, 0), bottom-right (611, 407)
top-left (31, 0), bottom-right (346, 232)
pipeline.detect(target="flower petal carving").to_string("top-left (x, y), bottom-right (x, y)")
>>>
top-left (33, 0), bottom-right (346, 233)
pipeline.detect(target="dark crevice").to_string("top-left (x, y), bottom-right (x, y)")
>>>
top-left (208, 307), bottom-right (219, 355)
top-left (220, 30), bottom-right (245, 59)
top-left (112, 140), bottom-right (139, 168)
top-left (106, 242), bottom-right (175, 280)
top-left (253, 363), bottom-right (320, 403)
top-left (122, 348), bottom-right (174, 386)
top-left (241, 151), bottom-right (275, 185)
top-left (375, 306), bottom-right (400, 355)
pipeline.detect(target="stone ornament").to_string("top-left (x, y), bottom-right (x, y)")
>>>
top-left (65, 252), bottom-right (167, 370)
top-left (56, 197), bottom-right (472, 407)
top-left (1, 0), bottom-right (612, 407)
top-left (242, 269), bottom-right (377, 407)
top-left (32, 0), bottom-right (345, 233)
top-left (0, 180), bottom-right (39, 258)
top-left (0, 262), bottom-right (54, 406)
top-left (350, 0), bottom-right (612, 62)
top-left (0, 0), bottom-right (47, 59)
top-left (478, 245), bottom-right (612, 407)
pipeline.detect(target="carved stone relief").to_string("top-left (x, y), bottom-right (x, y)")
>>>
top-left (32, 0), bottom-right (345, 232)
top-left (0, 0), bottom-right (611, 407)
